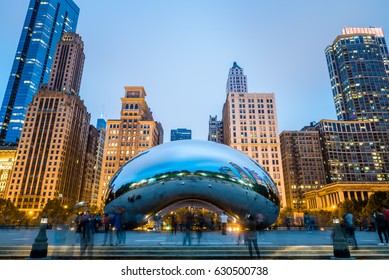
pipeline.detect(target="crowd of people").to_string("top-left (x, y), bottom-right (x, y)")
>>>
top-left (66, 205), bottom-right (389, 259)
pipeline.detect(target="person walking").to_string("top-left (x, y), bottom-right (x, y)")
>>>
top-left (220, 212), bottom-right (228, 235)
top-left (343, 212), bottom-right (358, 248)
top-left (375, 208), bottom-right (389, 245)
top-left (170, 212), bottom-right (177, 235)
top-left (114, 209), bottom-right (123, 245)
top-left (196, 214), bottom-right (205, 244)
top-left (244, 214), bottom-right (261, 259)
top-left (102, 213), bottom-right (110, 245)
top-left (304, 212), bottom-right (312, 232)
top-left (183, 211), bottom-right (194, 246)
top-left (383, 206), bottom-right (389, 237)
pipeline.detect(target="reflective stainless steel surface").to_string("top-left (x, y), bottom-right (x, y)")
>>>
top-left (105, 140), bottom-right (280, 229)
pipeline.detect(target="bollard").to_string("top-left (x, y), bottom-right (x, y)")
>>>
top-left (331, 216), bottom-right (351, 259)
top-left (29, 215), bottom-right (49, 258)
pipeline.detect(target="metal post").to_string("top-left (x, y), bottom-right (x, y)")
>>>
top-left (331, 216), bottom-right (351, 259)
top-left (29, 215), bottom-right (48, 258)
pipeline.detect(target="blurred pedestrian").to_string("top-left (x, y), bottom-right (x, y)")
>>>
top-left (244, 214), bottom-right (261, 259)
top-left (220, 212), bottom-right (228, 235)
top-left (183, 211), bottom-right (194, 246)
top-left (383, 206), bottom-right (389, 237)
top-left (102, 213), bottom-right (110, 245)
top-left (375, 208), bottom-right (388, 245)
top-left (343, 212), bottom-right (358, 248)
top-left (304, 212), bottom-right (312, 232)
top-left (196, 214), bottom-right (205, 244)
top-left (170, 212), bottom-right (177, 235)
top-left (80, 210), bottom-right (94, 257)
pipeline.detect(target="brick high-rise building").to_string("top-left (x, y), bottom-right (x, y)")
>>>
top-left (280, 125), bottom-right (326, 211)
top-left (100, 86), bottom-right (163, 200)
top-left (5, 33), bottom-right (90, 216)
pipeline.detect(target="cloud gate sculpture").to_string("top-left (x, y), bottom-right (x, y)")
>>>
top-left (104, 140), bottom-right (280, 229)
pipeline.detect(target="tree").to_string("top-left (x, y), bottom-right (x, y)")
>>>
top-left (41, 198), bottom-right (73, 225)
top-left (277, 207), bottom-right (294, 225)
top-left (0, 198), bottom-right (25, 225)
top-left (338, 199), bottom-right (367, 224)
top-left (308, 210), bottom-right (333, 226)
top-left (362, 191), bottom-right (389, 217)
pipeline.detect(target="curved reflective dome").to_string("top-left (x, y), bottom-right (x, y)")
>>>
top-left (105, 140), bottom-right (280, 229)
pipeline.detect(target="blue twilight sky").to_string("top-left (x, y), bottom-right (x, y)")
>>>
top-left (1, 0), bottom-right (389, 143)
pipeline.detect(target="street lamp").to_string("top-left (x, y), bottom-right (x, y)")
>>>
top-left (331, 215), bottom-right (351, 259)
top-left (29, 215), bottom-right (48, 259)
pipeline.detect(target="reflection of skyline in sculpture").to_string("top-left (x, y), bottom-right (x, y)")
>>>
top-left (105, 140), bottom-right (280, 229)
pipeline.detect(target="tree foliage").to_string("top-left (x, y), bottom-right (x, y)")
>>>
top-left (0, 198), bottom-right (25, 224)
top-left (41, 198), bottom-right (74, 225)
top-left (362, 191), bottom-right (389, 217)
top-left (338, 199), bottom-right (367, 223)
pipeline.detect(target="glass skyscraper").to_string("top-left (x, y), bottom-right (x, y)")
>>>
top-left (171, 128), bottom-right (192, 141)
top-left (325, 27), bottom-right (389, 130)
top-left (0, 0), bottom-right (79, 144)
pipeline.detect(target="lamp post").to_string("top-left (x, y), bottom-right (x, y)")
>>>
top-left (29, 215), bottom-right (48, 259)
top-left (331, 216), bottom-right (351, 259)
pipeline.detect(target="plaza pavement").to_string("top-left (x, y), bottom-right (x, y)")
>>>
top-left (0, 227), bottom-right (383, 247)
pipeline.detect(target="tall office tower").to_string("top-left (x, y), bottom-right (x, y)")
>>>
top-left (280, 125), bottom-right (326, 211)
top-left (171, 128), bottom-right (192, 141)
top-left (96, 117), bottom-right (107, 130)
top-left (0, 0), bottom-right (79, 144)
top-left (80, 125), bottom-right (99, 205)
top-left (0, 147), bottom-right (17, 199)
top-left (222, 92), bottom-right (286, 207)
top-left (226, 62), bottom-right (248, 94)
top-left (5, 33), bottom-right (90, 216)
top-left (208, 115), bottom-right (223, 143)
top-left (47, 33), bottom-right (84, 95)
top-left (100, 86), bottom-right (163, 196)
top-left (95, 118), bottom-right (106, 207)
top-left (317, 119), bottom-right (389, 183)
top-left (325, 27), bottom-right (389, 130)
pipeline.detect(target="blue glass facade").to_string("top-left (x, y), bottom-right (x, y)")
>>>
top-left (96, 118), bottom-right (107, 130)
top-left (325, 28), bottom-right (389, 130)
top-left (0, 0), bottom-right (79, 144)
top-left (170, 128), bottom-right (192, 141)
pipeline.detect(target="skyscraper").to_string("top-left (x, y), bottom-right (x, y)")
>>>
top-left (80, 125), bottom-right (100, 205)
top-left (47, 33), bottom-right (85, 95)
top-left (208, 115), bottom-right (223, 143)
top-left (280, 125), bottom-right (326, 211)
top-left (323, 27), bottom-right (389, 183)
top-left (0, 0), bottom-right (79, 144)
top-left (316, 119), bottom-right (389, 183)
top-left (100, 86), bottom-right (163, 196)
top-left (325, 27), bottom-right (389, 130)
top-left (171, 128), bottom-right (192, 141)
top-left (226, 62), bottom-right (247, 94)
top-left (222, 92), bottom-right (286, 207)
top-left (5, 33), bottom-right (90, 216)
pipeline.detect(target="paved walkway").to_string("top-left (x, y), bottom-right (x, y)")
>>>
top-left (0, 228), bottom-right (383, 247)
